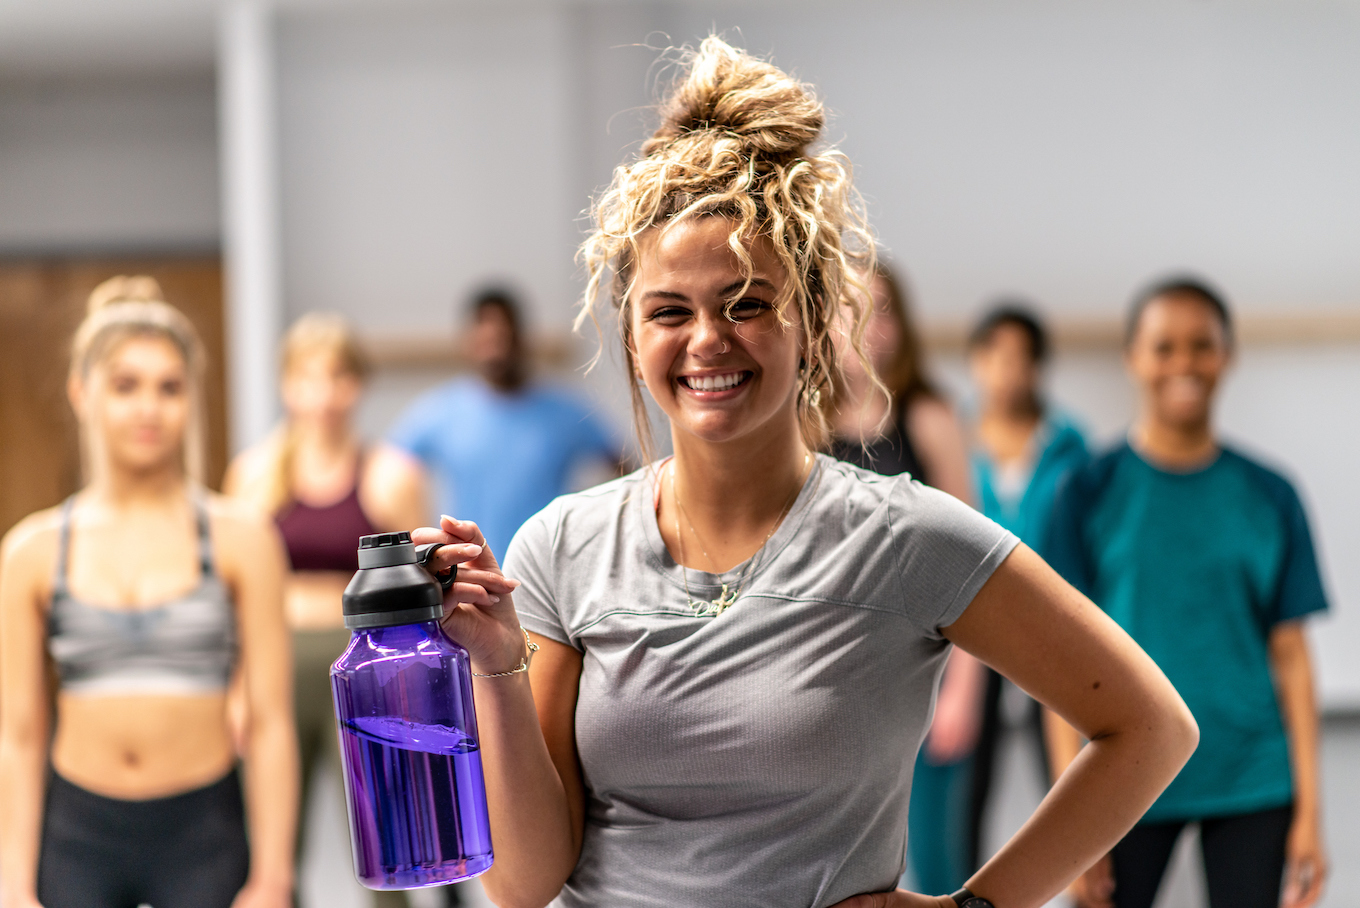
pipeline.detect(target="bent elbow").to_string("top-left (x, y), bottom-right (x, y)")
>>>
top-left (1163, 694), bottom-right (1200, 770)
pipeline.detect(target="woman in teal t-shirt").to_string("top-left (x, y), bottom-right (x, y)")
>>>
top-left (1045, 277), bottom-right (1329, 908)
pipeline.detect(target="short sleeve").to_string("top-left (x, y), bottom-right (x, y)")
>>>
top-left (1042, 469), bottom-right (1094, 597)
top-left (1268, 483), bottom-right (1330, 625)
top-left (890, 477), bottom-right (1019, 634)
top-left (502, 502), bottom-right (577, 649)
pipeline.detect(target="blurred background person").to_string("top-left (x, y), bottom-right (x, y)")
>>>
top-left (0, 277), bottom-right (297, 908)
top-left (827, 262), bottom-right (986, 895)
top-left (1045, 277), bottom-right (1329, 908)
top-left (224, 312), bottom-right (427, 908)
top-left (385, 287), bottom-right (623, 560)
top-left (964, 302), bottom-right (1088, 872)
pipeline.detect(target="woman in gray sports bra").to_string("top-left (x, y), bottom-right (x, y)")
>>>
top-left (0, 276), bottom-right (297, 908)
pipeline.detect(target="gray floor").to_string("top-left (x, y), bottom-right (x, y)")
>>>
top-left (302, 702), bottom-right (1360, 907)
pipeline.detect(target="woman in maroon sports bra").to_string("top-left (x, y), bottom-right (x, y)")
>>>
top-left (224, 312), bottom-right (426, 906)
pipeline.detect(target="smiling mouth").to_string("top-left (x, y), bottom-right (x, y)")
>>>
top-left (678, 371), bottom-right (752, 392)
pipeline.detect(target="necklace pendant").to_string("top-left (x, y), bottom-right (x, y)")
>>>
top-left (711, 583), bottom-right (737, 615)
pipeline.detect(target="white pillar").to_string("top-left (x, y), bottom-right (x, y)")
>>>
top-left (218, 0), bottom-right (283, 454)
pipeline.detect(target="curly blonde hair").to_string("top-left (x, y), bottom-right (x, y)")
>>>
top-left (578, 36), bottom-right (878, 459)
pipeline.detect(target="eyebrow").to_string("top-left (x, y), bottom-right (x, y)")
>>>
top-left (640, 277), bottom-right (777, 303)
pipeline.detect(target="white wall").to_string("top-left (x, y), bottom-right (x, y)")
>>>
top-left (273, 0), bottom-right (1360, 704)
top-left (661, 0), bottom-right (1360, 318)
top-left (276, 4), bottom-right (578, 331)
top-left (0, 73), bottom-right (219, 252)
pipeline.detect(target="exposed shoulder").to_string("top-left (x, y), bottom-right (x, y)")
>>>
top-left (202, 491), bottom-right (284, 560)
top-left (222, 441), bottom-right (275, 502)
top-left (904, 393), bottom-right (962, 433)
top-left (364, 441), bottom-right (424, 479)
top-left (0, 506), bottom-right (63, 593)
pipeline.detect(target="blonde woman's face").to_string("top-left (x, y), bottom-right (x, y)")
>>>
top-left (630, 217), bottom-right (803, 450)
top-left (282, 349), bottom-right (362, 427)
top-left (80, 335), bottom-right (190, 474)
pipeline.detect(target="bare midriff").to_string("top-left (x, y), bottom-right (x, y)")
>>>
top-left (285, 570), bottom-right (350, 630)
top-left (51, 693), bottom-right (236, 799)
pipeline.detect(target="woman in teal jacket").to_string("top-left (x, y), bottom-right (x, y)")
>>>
top-left (965, 303), bottom-right (1088, 872)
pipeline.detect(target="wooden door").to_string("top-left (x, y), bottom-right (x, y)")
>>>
top-left (0, 256), bottom-right (227, 538)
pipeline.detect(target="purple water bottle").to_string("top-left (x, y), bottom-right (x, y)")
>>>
top-left (331, 532), bottom-right (493, 890)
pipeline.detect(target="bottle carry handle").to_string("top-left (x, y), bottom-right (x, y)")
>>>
top-left (415, 543), bottom-right (458, 593)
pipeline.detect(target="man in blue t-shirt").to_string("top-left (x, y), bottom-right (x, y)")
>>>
top-left (387, 289), bottom-right (621, 560)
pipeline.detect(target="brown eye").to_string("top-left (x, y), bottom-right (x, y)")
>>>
top-left (110, 375), bottom-right (138, 394)
top-left (725, 299), bottom-right (769, 321)
top-left (160, 378), bottom-right (186, 397)
top-left (647, 306), bottom-right (689, 325)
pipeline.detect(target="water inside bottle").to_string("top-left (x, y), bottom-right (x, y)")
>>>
top-left (339, 715), bottom-right (494, 889)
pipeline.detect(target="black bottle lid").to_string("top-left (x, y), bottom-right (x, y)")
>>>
top-left (342, 532), bottom-right (456, 629)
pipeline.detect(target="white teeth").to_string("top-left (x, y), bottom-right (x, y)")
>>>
top-left (686, 372), bottom-right (745, 392)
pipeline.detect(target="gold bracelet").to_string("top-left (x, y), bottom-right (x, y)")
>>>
top-left (472, 628), bottom-right (538, 678)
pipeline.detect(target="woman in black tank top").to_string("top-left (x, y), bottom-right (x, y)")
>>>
top-left (828, 263), bottom-right (988, 894)
top-left (0, 277), bottom-right (296, 908)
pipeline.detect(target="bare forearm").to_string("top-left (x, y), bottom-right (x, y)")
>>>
top-left (0, 741), bottom-right (48, 902)
top-left (244, 713), bottom-right (299, 888)
top-left (968, 717), bottom-right (1195, 907)
top-left (475, 674), bottom-right (580, 908)
top-left (1272, 632), bottom-right (1321, 818)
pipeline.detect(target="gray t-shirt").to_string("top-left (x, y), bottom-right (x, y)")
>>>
top-left (504, 454), bottom-right (1018, 908)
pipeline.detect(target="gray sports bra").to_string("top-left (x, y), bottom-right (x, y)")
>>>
top-left (48, 496), bottom-right (238, 696)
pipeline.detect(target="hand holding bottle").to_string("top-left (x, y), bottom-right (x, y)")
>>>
top-left (410, 516), bottom-right (524, 675)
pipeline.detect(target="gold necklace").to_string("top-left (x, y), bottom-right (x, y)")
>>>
top-left (671, 452), bottom-right (811, 617)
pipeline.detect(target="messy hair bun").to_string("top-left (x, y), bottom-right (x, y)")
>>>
top-left (642, 39), bottom-right (824, 160)
top-left (579, 36), bottom-right (877, 458)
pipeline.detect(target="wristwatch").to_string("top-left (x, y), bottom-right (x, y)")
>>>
top-left (950, 888), bottom-right (995, 908)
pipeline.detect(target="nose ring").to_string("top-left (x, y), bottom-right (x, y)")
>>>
top-left (720, 341), bottom-right (731, 354)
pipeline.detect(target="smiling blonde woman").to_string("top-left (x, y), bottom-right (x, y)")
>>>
top-left (411, 38), bottom-right (1198, 908)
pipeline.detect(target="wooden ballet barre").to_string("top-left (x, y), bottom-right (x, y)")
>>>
top-left (361, 333), bottom-right (581, 371)
top-left (920, 308), bottom-right (1360, 353)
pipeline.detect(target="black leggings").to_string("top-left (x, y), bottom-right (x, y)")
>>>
top-left (1111, 803), bottom-right (1293, 908)
top-left (38, 769), bottom-right (250, 908)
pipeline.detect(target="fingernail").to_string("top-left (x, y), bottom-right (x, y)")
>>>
top-left (491, 595), bottom-right (501, 603)
top-left (466, 544), bottom-right (482, 554)
top-left (441, 514), bottom-right (455, 524)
